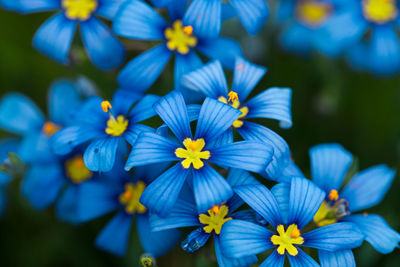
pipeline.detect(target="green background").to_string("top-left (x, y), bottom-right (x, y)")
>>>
top-left (0, 5), bottom-right (399, 267)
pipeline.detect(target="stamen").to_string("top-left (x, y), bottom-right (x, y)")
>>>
top-left (42, 121), bottom-right (61, 137)
top-left (271, 224), bottom-right (304, 256)
top-left (363, 0), bottom-right (398, 24)
top-left (228, 91), bottom-right (239, 103)
top-left (175, 138), bottom-right (211, 169)
top-left (183, 25), bottom-right (194, 35)
top-left (119, 181), bottom-right (147, 214)
top-left (328, 189), bottom-right (339, 201)
top-left (297, 1), bottom-right (331, 27)
top-left (62, 0), bottom-right (97, 21)
top-left (198, 205), bottom-right (232, 234)
top-left (165, 21), bottom-right (198, 54)
top-left (65, 155), bottom-right (92, 184)
top-left (101, 100), bottom-right (112, 113)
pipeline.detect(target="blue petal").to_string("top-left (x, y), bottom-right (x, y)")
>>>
top-left (209, 141), bottom-right (273, 173)
top-left (113, 0), bottom-right (168, 40)
top-left (309, 143), bottom-right (353, 193)
top-left (33, 13), bottom-right (77, 64)
top-left (288, 248), bottom-right (319, 267)
top-left (137, 214), bottom-right (181, 257)
top-left (73, 96), bottom-right (108, 125)
top-left (0, 139), bottom-right (18, 185)
top-left (192, 163), bottom-right (233, 213)
top-left (214, 235), bottom-right (258, 267)
top-left (124, 124), bottom-right (154, 146)
top-left (125, 132), bottom-right (178, 170)
top-left (271, 183), bottom-right (290, 225)
top-left (183, 0), bottom-right (221, 38)
top-left (279, 23), bottom-right (312, 54)
top-left (197, 37), bottom-right (243, 68)
top-left (118, 44), bottom-right (172, 92)
top-left (154, 90), bottom-right (192, 141)
top-left (233, 184), bottom-right (282, 228)
top-left (341, 165), bottom-right (395, 212)
top-left (259, 250), bottom-right (284, 267)
top-left (227, 168), bottom-right (260, 187)
top-left (150, 198), bottom-right (199, 231)
top-left (187, 104), bottom-right (201, 122)
top-left (21, 164), bottom-right (65, 210)
top-left (77, 180), bottom-right (121, 222)
top-left (18, 132), bottom-right (54, 164)
top-left (246, 87), bottom-right (292, 128)
top-left (48, 79), bottom-right (81, 126)
top-left (129, 94), bottom-right (160, 123)
top-left (51, 125), bottom-right (104, 155)
top-left (369, 25), bottom-right (400, 75)
top-left (232, 57), bottom-right (266, 101)
top-left (95, 211), bottom-right (133, 256)
top-left (344, 214), bottom-right (400, 254)
top-left (181, 60), bottom-right (228, 99)
top-left (195, 98), bottom-right (241, 142)
top-left (55, 185), bottom-right (79, 224)
top-left (96, 0), bottom-right (126, 20)
top-left (181, 227), bottom-right (210, 253)
top-left (83, 137), bottom-right (120, 172)
top-left (0, 93), bottom-right (44, 135)
top-left (302, 222), bottom-right (364, 251)
top-left (174, 52), bottom-right (204, 103)
top-left (148, 0), bottom-right (172, 8)
top-left (111, 89), bottom-right (142, 116)
top-left (167, 0), bottom-right (188, 21)
top-left (236, 122), bottom-right (290, 182)
top-left (220, 219), bottom-right (274, 258)
top-left (318, 250), bottom-right (355, 267)
top-left (207, 129), bottom-right (233, 148)
top-left (80, 17), bottom-right (125, 70)
top-left (288, 177), bottom-right (326, 229)
top-left (9, 0), bottom-right (60, 13)
top-left (230, 0), bottom-right (269, 35)
top-left (140, 163), bottom-right (190, 217)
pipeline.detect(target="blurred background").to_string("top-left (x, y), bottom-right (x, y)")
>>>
top-left (0, 5), bottom-right (399, 267)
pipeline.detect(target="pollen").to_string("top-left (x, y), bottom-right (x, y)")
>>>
top-left (62, 0), bottom-right (98, 21)
top-left (42, 121), bottom-right (61, 137)
top-left (101, 100), bottom-right (112, 113)
top-left (363, 0), bottom-right (398, 24)
top-left (165, 20), bottom-right (198, 55)
top-left (199, 205), bottom-right (232, 235)
top-left (119, 181), bottom-right (147, 214)
top-left (228, 91), bottom-right (239, 102)
top-left (175, 138), bottom-right (211, 169)
top-left (328, 189), bottom-right (339, 201)
top-left (270, 224), bottom-right (304, 256)
top-left (297, 1), bottom-right (331, 27)
top-left (65, 155), bottom-right (92, 184)
top-left (105, 115), bottom-right (129, 136)
top-left (218, 93), bottom-right (249, 128)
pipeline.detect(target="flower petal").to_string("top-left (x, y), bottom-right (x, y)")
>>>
top-left (309, 143), bottom-right (353, 193)
top-left (96, 0), bottom-right (126, 20)
top-left (83, 137), bottom-right (120, 172)
top-left (9, 0), bottom-right (60, 13)
top-left (288, 177), bottom-right (326, 229)
top-left (55, 185), bottom-right (79, 224)
top-left (288, 248), bottom-right (319, 267)
top-left (271, 183), bottom-right (290, 225)
top-left (197, 37), bottom-right (243, 68)
top-left (183, 0), bottom-right (221, 38)
top-left (80, 17), bottom-right (125, 70)
top-left (181, 227), bottom-right (211, 253)
top-left (259, 250), bottom-right (285, 267)
top-left (123, 124), bottom-right (155, 146)
top-left (341, 165), bottom-right (396, 212)
top-left (33, 13), bottom-right (77, 64)
top-left (230, 0), bottom-right (269, 35)
top-left (174, 51), bottom-right (203, 100)
top-left (318, 250), bottom-right (355, 267)
top-left (214, 234), bottom-right (258, 267)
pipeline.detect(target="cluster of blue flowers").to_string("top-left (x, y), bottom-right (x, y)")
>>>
top-left (0, 0), bottom-right (399, 266)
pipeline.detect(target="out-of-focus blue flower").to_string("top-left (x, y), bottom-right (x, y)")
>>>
top-left (220, 177), bottom-right (365, 266)
top-left (52, 90), bottom-right (159, 172)
top-left (113, 0), bottom-right (243, 97)
top-left (320, 0), bottom-right (400, 75)
top-left (308, 143), bottom-right (400, 260)
top-left (76, 161), bottom-right (181, 257)
top-left (1, 0), bottom-right (126, 70)
top-left (185, 0), bottom-right (269, 36)
top-left (125, 90), bottom-right (274, 216)
top-left (150, 169), bottom-right (262, 267)
top-left (0, 139), bottom-right (19, 215)
top-left (182, 57), bottom-right (293, 181)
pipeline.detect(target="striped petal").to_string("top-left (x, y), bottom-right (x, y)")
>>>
top-left (318, 250), bottom-right (355, 267)
top-left (83, 137), bottom-right (120, 172)
top-left (214, 235), bottom-right (258, 267)
top-left (288, 248), bottom-right (319, 267)
top-left (230, 0), bottom-right (269, 35)
top-left (183, 0), bottom-right (221, 38)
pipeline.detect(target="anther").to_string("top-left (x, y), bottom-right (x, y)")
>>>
top-left (101, 100), bottom-right (112, 113)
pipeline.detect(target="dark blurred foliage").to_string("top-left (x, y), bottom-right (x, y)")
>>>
top-left (0, 7), bottom-right (399, 267)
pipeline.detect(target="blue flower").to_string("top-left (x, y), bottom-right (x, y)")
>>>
top-left (76, 162), bottom-right (181, 257)
top-left (113, 0), bottom-right (243, 95)
top-left (321, 0), bottom-right (400, 75)
top-left (149, 169), bottom-right (262, 267)
top-left (220, 177), bottom-right (365, 266)
top-left (1, 0), bottom-right (126, 70)
top-left (181, 57), bottom-right (293, 181)
top-left (52, 90), bottom-right (159, 172)
top-left (308, 143), bottom-right (400, 258)
top-left (184, 0), bottom-right (269, 36)
top-left (0, 139), bottom-right (19, 215)
top-left (125, 90), bottom-right (274, 216)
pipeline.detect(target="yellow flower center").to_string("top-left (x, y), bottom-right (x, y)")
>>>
top-left (165, 20), bottom-right (198, 55)
top-left (198, 205), bottom-right (232, 235)
top-left (42, 121), bottom-right (61, 137)
top-left (65, 155), bottom-right (92, 184)
top-left (218, 91), bottom-right (249, 128)
top-left (101, 101), bottom-right (129, 137)
top-left (175, 138), bottom-right (211, 169)
top-left (313, 190), bottom-right (350, 227)
top-left (270, 224), bottom-right (304, 256)
top-left (62, 0), bottom-right (98, 21)
top-left (297, 1), bottom-right (331, 27)
top-left (119, 181), bottom-right (147, 214)
top-left (363, 0), bottom-right (398, 24)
